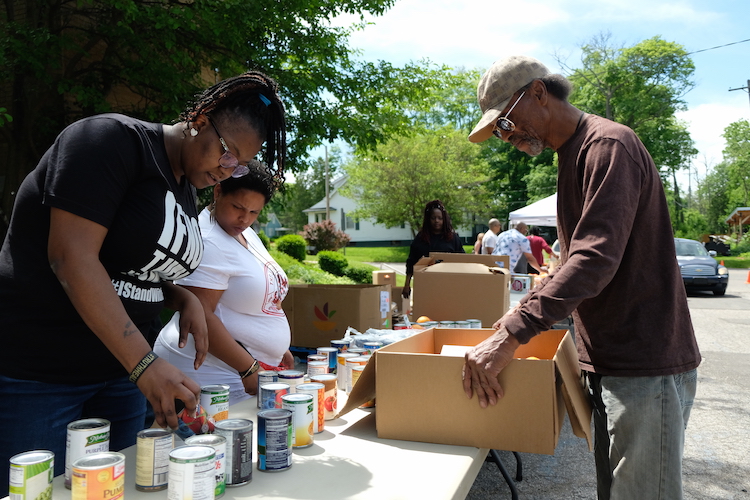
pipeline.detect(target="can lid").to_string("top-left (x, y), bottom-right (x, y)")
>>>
top-left (281, 393), bottom-right (313, 403)
top-left (277, 370), bottom-right (304, 378)
top-left (260, 382), bottom-right (290, 390)
top-left (169, 445), bottom-right (215, 461)
top-left (214, 418), bottom-right (253, 431)
top-left (10, 451), bottom-right (54, 465)
top-left (185, 434), bottom-right (227, 446)
top-left (67, 418), bottom-right (110, 430)
top-left (257, 409), bottom-right (293, 419)
top-left (309, 373), bottom-right (337, 381)
top-left (137, 428), bottom-right (172, 439)
top-left (200, 384), bottom-right (230, 393)
top-left (72, 452), bottom-right (125, 469)
top-left (295, 382), bottom-right (325, 390)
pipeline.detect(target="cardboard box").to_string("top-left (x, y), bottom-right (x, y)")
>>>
top-left (372, 270), bottom-right (397, 287)
top-left (430, 252), bottom-right (511, 270)
top-left (339, 328), bottom-right (592, 455)
top-left (284, 284), bottom-right (391, 347)
top-left (412, 257), bottom-right (510, 328)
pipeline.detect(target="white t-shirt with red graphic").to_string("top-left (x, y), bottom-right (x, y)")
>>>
top-left (154, 209), bottom-right (290, 402)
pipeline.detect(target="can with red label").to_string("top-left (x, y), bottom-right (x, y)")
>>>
top-left (259, 382), bottom-right (290, 410)
top-left (310, 374), bottom-right (338, 420)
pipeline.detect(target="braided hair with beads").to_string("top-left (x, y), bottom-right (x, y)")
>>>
top-left (179, 71), bottom-right (287, 187)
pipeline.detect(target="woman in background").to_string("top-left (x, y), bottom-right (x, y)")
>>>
top-left (402, 199), bottom-right (465, 299)
top-left (155, 163), bottom-right (293, 404)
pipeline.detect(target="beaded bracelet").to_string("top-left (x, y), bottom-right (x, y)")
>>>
top-left (129, 351), bottom-right (159, 384)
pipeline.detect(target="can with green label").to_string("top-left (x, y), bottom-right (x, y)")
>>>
top-left (64, 418), bottom-right (110, 489)
top-left (9, 450), bottom-right (54, 500)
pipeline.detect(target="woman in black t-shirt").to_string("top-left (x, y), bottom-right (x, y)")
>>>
top-left (0, 71), bottom-right (287, 494)
top-left (402, 199), bottom-right (465, 299)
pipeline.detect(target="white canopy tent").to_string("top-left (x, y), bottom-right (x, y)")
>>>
top-left (508, 193), bottom-right (557, 227)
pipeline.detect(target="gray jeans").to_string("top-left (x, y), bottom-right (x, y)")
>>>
top-left (588, 369), bottom-right (698, 500)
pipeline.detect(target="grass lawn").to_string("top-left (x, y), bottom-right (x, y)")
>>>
top-left (715, 256), bottom-right (750, 269)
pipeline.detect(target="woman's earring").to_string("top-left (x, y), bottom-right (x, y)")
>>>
top-left (190, 128), bottom-right (198, 137)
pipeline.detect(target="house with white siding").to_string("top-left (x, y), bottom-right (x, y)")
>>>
top-left (303, 175), bottom-right (473, 246)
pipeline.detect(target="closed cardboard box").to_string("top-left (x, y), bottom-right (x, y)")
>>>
top-left (430, 252), bottom-right (511, 270)
top-left (339, 328), bottom-right (592, 455)
top-left (412, 257), bottom-right (510, 328)
top-left (284, 284), bottom-right (391, 348)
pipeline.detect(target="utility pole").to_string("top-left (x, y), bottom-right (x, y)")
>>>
top-left (729, 79), bottom-right (750, 106)
top-left (325, 146), bottom-right (330, 221)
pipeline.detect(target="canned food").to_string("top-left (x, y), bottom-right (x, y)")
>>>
top-left (347, 348), bottom-right (366, 356)
top-left (259, 382), bottom-right (290, 410)
top-left (135, 428), bottom-right (174, 491)
top-left (329, 339), bottom-right (351, 352)
top-left (281, 393), bottom-right (314, 448)
top-left (421, 321), bottom-right (439, 329)
top-left (277, 370), bottom-right (305, 393)
top-left (345, 356), bottom-right (371, 393)
top-left (9, 450), bottom-right (54, 500)
top-left (257, 409), bottom-right (293, 472)
top-left (168, 446), bottom-right (215, 500)
top-left (362, 341), bottom-right (384, 355)
top-left (317, 347), bottom-right (339, 372)
top-left (185, 434), bottom-right (227, 498)
top-left (200, 384), bottom-right (230, 422)
top-left (439, 321), bottom-right (456, 328)
top-left (394, 322), bottom-right (407, 329)
top-left (295, 382), bottom-right (325, 433)
top-left (65, 418), bottom-right (110, 489)
top-left (455, 320), bottom-right (471, 329)
top-left (71, 452), bottom-right (125, 500)
top-left (310, 373), bottom-right (338, 420)
top-left (257, 371), bottom-right (279, 408)
top-left (214, 418), bottom-right (253, 486)
top-left (466, 319), bottom-right (482, 329)
top-left (336, 352), bottom-right (359, 392)
top-left (306, 360), bottom-right (328, 377)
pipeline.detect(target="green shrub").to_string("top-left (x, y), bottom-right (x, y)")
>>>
top-left (271, 250), bottom-right (355, 285)
top-left (318, 251), bottom-right (349, 276)
top-left (302, 220), bottom-right (350, 253)
top-left (258, 230), bottom-right (270, 250)
top-left (345, 263), bottom-right (375, 284)
top-left (275, 234), bottom-right (307, 261)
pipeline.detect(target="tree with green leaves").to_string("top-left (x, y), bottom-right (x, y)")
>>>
top-left (560, 33), bottom-right (698, 226)
top-left (722, 119), bottom-right (750, 208)
top-left (0, 0), bottom-right (445, 237)
top-left (341, 127), bottom-right (491, 236)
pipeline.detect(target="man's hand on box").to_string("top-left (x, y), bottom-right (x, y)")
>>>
top-left (462, 326), bottom-right (520, 408)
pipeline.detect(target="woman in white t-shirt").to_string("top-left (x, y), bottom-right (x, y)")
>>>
top-left (155, 161), bottom-right (293, 404)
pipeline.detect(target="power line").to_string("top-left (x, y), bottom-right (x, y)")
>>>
top-left (687, 38), bottom-right (750, 55)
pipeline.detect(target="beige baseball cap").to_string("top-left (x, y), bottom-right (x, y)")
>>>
top-left (468, 55), bottom-right (550, 143)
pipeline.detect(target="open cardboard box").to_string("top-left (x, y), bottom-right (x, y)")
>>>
top-left (338, 328), bottom-right (592, 455)
top-left (411, 257), bottom-right (510, 327)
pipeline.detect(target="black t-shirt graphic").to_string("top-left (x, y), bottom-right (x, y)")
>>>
top-left (0, 114), bottom-right (202, 383)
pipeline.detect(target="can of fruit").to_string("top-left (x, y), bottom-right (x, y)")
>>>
top-left (257, 371), bottom-right (279, 408)
top-left (317, 347), bottom-right (339, 372)
top-left (201, 384), bottom-right (230, 422)
top-left (71, 452), bottom-right (125, 500)
top-left (309, 373), bottom-right (338, 420)
top-left (277, 370), bottom-right (305, 393)
top-left (214, 418), bottom-right (253, 486)
top-left (281, 393), bottom-right (314, 448)
top-left (256, 409), bottom-right (293, 472)
top-left (466, 319), bottom-right (482, 329)
top-left (295, 382), bottom-right (325, 433)
top-left (64, 418), bottom-right (110, 489)
top-left (9, 450), bottom-right (54, 500)
top-left (185, 434), bottom-right (227, 497)
top-left (259, 382), bottom-right (290, 410)
top-left (135, 428), bottom-right (174, 491)
top-left (167, 446), bottom-right (215, 500)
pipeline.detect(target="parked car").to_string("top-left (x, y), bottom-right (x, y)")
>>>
top-left (674, 237), bottom-right (729, 296)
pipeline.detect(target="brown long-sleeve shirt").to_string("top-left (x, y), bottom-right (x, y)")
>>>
top-left (503, 114), bottom-right (701, 376)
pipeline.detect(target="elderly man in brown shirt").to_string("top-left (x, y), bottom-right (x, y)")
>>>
top-left (463, 55), bottom-right (700, 500)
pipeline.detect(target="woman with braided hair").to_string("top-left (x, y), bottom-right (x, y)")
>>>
top-left (402, 199), bottom-right (465, 299)
top-left (0, 71), bottom-right (287, 494)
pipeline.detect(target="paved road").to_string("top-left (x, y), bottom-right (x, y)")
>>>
top-left (465, 268), bottom-right (750, 499)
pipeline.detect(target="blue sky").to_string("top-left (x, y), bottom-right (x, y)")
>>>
top-left (331, 0), bottom-right (750, 190)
